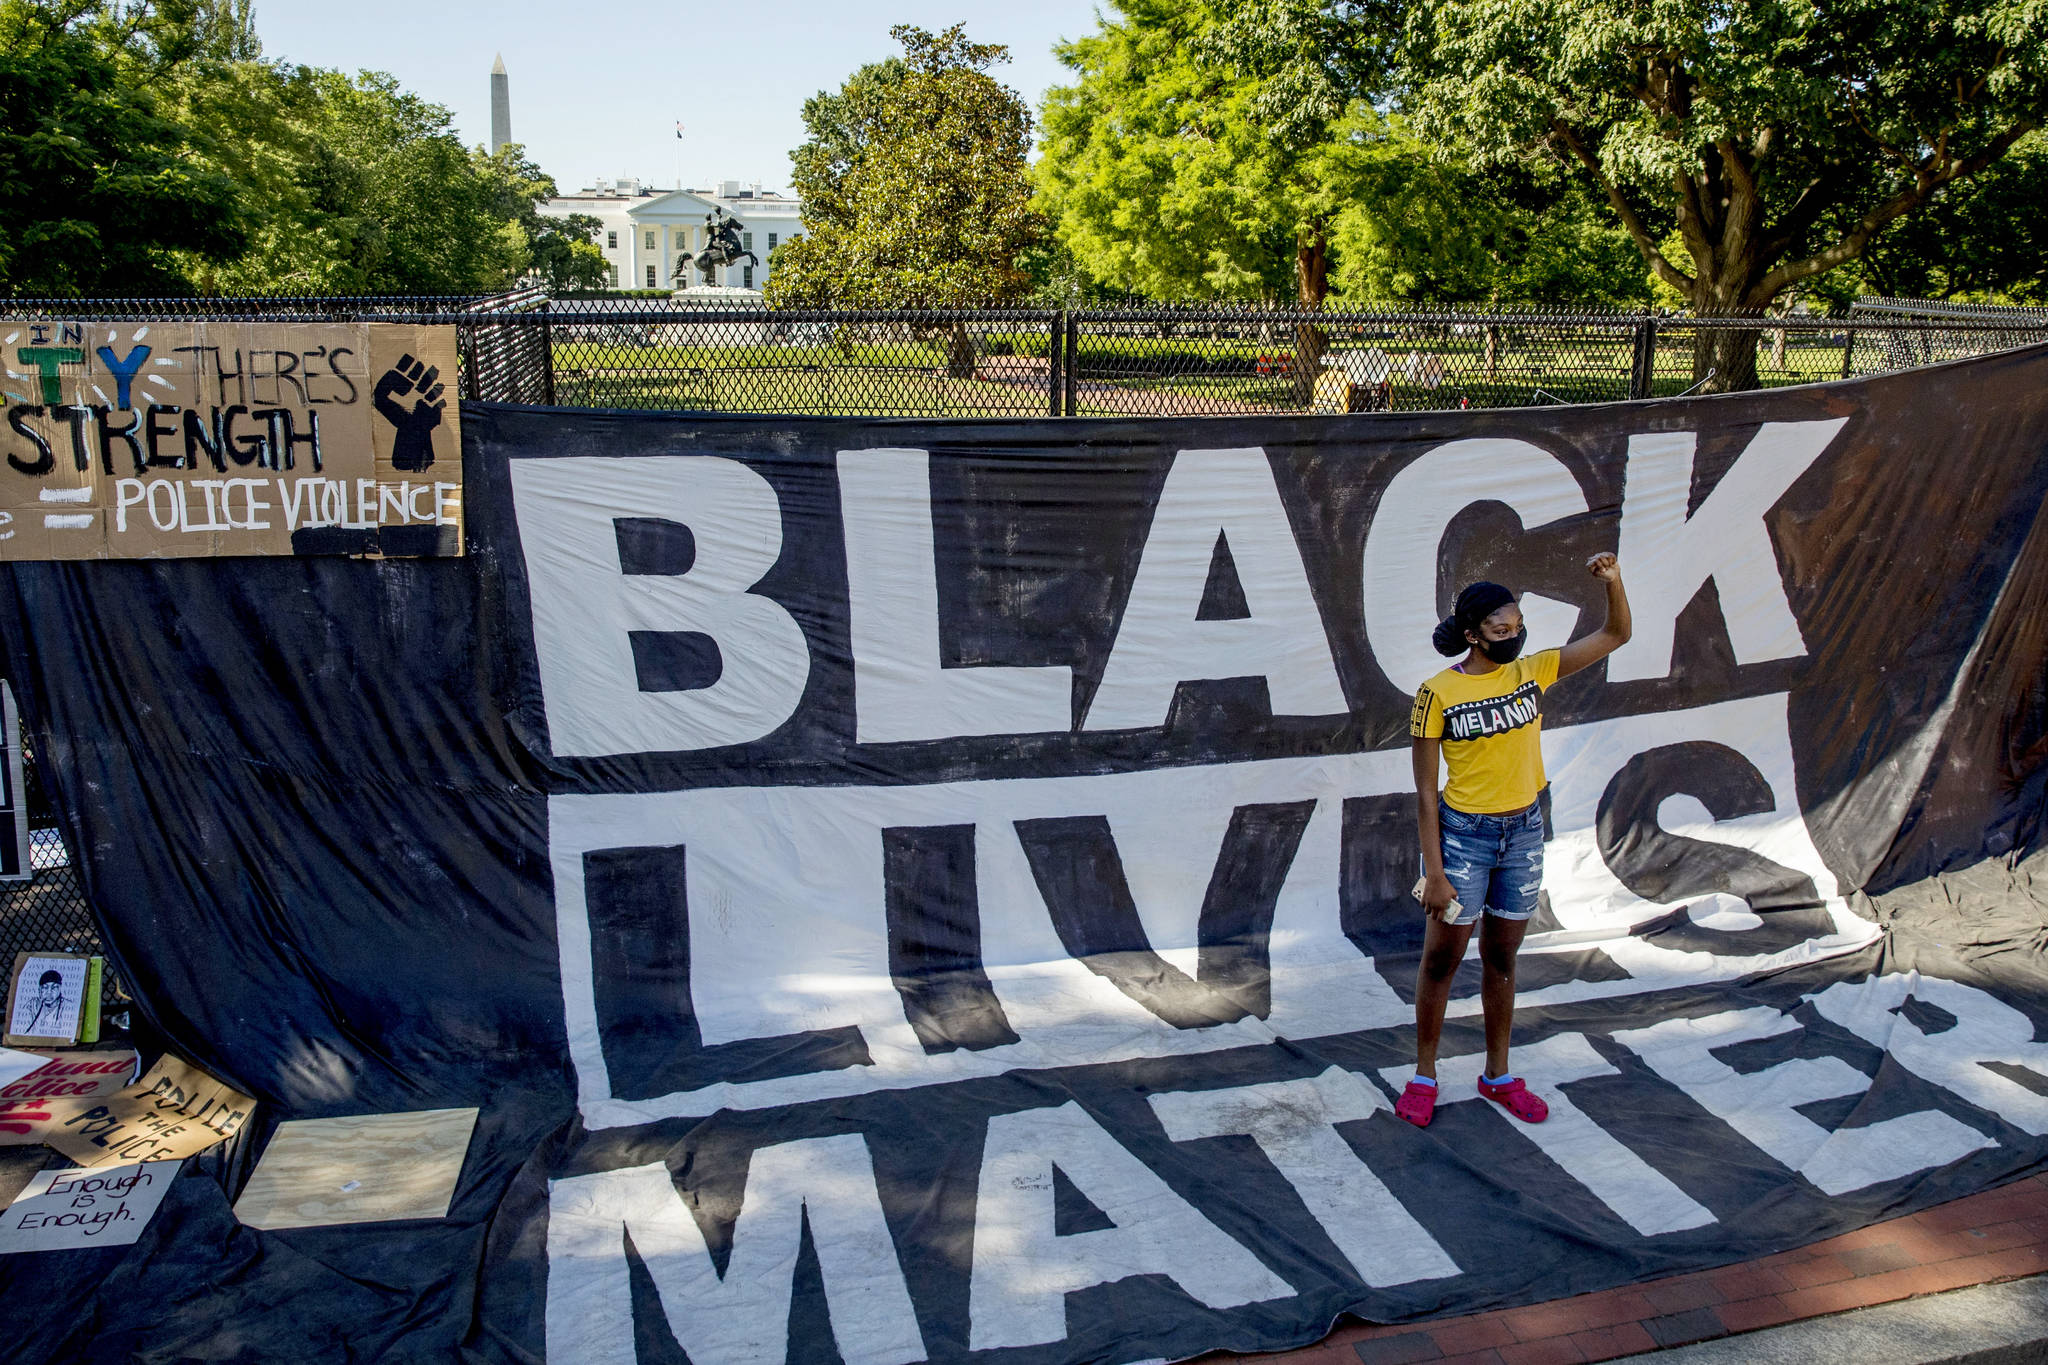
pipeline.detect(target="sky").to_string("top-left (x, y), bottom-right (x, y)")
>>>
top-left (251, 1), bottom-right (1109, 196)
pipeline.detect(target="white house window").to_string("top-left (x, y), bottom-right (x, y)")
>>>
top-left (767, 233), bottom-right (777, 251)
top-left (646, 264), bottom-right (657, 287)
top-left (608, 265), bottom-right (618, 286)
top-left (606, 230), bottom-right (617, 249)
top-left (744, 265), bottom-right (754, 288)
top-left (743, 232), bottom-right (753, 251)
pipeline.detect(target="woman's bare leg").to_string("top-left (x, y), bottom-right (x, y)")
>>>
top-left (1478, 914), bottom-right (1530, 1077)
top-left (1413, 917), bottom-right (1477, 1077)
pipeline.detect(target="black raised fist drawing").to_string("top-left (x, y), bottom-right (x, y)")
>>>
top-left (373, 353), bottom-right (445, 471)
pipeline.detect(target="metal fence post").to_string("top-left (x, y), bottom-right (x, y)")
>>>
top-left (540, 297), bottom-right (557, 407)
top-left (1065, 312), bottom-right (1080, 417)
top-left (1048, 311), bottom-right (1064, 417)
top-left (460, 323), bottom-right (483, 401)
top-left (1629, 313), bottom-right (1658, 400)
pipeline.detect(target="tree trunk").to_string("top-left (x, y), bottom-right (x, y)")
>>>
top-left (1688, 265), bottom-right (1764, 394)
top-left (1292, 322), bottom-right (1328, 403)
top-left (1689, 325), bottom-right (1762, 393)
top-left (945, 321), bottom-right (976, 379)
top-left (1680, 174), bottom-right (1770, 393)
top-left (1292, 227), bottom-right (1331, 404)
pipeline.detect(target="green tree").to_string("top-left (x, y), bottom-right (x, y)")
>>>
top-left (1035, 0), bottom-right (1301, 303)
top-left (1037, 0), bottom-right (1380, 307)
top-left (294, 70), bottom-right (522, 293)
top-left (1035, 0), bottom-right (1387, 395)
top-left (177, 64), bottom-right (541, 295)
top-left (159, 52), bottom-right (341, 293)
top-left (524, 209), bottom-right (608, 293)
top-left (1842, 131), bottom-right (2048, 305)
top-left (1402, 0), bottom-right (2048, 387)
top-left (3, 1), bottom-right (594, 298)
top-left (475, 143), bottom-right (608, 293)
top-left (1036, 0), bottom-right (1647, 312)
top-left (783, 53), bottom-right (905, 236)
top-left (0, 0), bottom-right (250, 295)
top-left (767, 24), bottom-right (1042, 323)
top-left (1316, 105), bottom-right (1650, 305)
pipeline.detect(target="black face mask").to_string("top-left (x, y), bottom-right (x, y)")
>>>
top-left (1478, 629), bottom-right (1527, 664)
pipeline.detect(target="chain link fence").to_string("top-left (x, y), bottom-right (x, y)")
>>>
top-left (438, 295), bottom-right (2048, 415)
top-left (0, 287), bottom-right (2041, 985)
top-left (7, 288), bottom-right (2042, 416)
top-left (0, 739), bottom-right (126, 1010)
top-left (538, 304), bottom-right (1065, 416)
top-left (1843, 296), bottom-right (2048, 377)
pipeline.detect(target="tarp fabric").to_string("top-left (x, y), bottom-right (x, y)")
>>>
top-left (2, 347), bottom-right (2048, 1363)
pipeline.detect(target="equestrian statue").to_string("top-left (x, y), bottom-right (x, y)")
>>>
top-left (675, 209), bottom-right (760, 288)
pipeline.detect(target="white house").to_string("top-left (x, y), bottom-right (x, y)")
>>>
top-left (538, 179), bottom-right (805, 292)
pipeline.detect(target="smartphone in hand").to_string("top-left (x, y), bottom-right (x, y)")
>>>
top-left (1411, 877), bottom-right (1463, 924)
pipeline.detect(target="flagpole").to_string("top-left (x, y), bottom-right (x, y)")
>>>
top-left (673, 120), bottom-right (685, 289)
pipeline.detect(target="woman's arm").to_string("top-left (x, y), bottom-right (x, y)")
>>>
top-left (1556, 552), bottom-right (1631, 680)
top-left (1412, 736), bottom-right (1454, 916)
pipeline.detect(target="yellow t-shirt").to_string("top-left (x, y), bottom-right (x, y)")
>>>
top-left (1408, 648), bottom-right (1561, 814)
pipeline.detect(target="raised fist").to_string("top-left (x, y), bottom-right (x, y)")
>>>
top-left (373, 353), bottom-right (446, 472)
top-left (1586, 551), bottom-right (1621, 582)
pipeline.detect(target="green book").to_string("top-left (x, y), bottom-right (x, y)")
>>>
top-left (79, 957), bottom-right (102, 1045)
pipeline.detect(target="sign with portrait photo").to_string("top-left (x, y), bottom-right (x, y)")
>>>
top-left (2, 952), bottom-right (89, 1047)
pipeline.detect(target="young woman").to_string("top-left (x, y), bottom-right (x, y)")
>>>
top-left (1396, 554), bottom-right (1630, 1128)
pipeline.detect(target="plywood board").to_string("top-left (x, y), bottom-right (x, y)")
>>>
top-left (233, 1107), bottom-right (478, 1230)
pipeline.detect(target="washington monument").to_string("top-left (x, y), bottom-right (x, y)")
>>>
top-left (490, 54), bottom-right (511, 154)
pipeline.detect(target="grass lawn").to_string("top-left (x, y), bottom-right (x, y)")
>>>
top-left (544, 332), bottom-right (1854, 417)
top-left (551, 359), bottom-right (1052, 416)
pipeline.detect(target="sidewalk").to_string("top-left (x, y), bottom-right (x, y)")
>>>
top-left (1208, 1172), bottom-right (2048, 1364)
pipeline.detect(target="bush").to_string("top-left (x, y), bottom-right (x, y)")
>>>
top-left (554, 288), bottom-right (675, 300)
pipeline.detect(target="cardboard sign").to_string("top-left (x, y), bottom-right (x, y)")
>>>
top-left (0, 1048), bottom-right (138, 1136)
top-left (41, 1054), bottom-right (253, 1169)
top-left (0, 1160), bottom-right (178, 1253)
top-left (0, 1049), bottom-right (138, 1150)
top-left (0, 321), bottom-right (463, 559)
top-left (233, 1106), bottom-right (477, 1229)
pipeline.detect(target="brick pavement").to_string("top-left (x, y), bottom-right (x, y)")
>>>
top-left (1200, 1172), bottom-right (2048, 1365)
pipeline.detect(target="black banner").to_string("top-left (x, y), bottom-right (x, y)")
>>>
top-left (2, 348), bottom-right (2047, 1363)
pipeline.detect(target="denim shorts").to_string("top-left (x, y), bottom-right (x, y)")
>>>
top-left (1434, 799), bottom-right (1545, 927)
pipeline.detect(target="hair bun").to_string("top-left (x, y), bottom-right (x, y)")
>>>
top-left (1431, 615), bottom-right (1465, 656)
